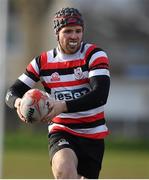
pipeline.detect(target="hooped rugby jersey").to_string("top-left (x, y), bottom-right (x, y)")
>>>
top-left (18, 42), bottom-right (110, 139)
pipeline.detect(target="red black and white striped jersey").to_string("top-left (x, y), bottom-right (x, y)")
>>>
top-left (18, 42), bottom-right (110, 139)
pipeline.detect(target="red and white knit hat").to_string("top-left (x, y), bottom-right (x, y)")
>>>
top-left (53, 7), bottom-right (84, 34)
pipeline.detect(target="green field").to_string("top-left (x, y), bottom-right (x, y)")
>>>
top-left (2, 131), bottom-right (149, 179)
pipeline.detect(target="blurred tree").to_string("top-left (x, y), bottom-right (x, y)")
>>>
top-left (10, 0), bottom-right (53, 59)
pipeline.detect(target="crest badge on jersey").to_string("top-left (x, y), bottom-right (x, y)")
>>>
top-left (51, 72), bottom-right (60, 81)
top-left (74, 67), bottom-right (84, 80)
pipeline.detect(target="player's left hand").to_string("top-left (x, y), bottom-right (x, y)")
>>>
top-left (42, 100), bottom-right (67, 122)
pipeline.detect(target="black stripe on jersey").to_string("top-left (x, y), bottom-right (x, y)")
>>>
top-left (90, 63), bottom-right (109, 70)
top-left (53, 48), bottom-right (57, 58)
top-left (44, 87), bottom-right (51, 94)
top-left (86, 47), bottom-right (104, 67)
top-left (25, 71), bottom-right (40, 82)
top-left (51, 118), bottom-right (105, 129)
top-left (80, 42), bottom-right (86, 53)
top-left (35, 56), bottom-right (41, 70)
top-left (40, 65), bottom-right (88, 76)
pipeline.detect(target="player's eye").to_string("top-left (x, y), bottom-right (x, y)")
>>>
top-left (76, 29), bottom-right (82, 33)
top-left (64, 29), bottom-right (72, 34)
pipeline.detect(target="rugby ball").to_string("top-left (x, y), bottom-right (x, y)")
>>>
top-left (20, 89), bottom-right (50, 123)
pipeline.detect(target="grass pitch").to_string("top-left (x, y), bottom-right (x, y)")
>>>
top-left (2, 131), bottom-right (149, 179)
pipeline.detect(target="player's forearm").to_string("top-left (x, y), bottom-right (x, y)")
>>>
top-left (5, 89), bottom-right (19, 109)
top-left (5, 79), bottom-right (31, 109)
top-left (66, 76), bottom-right (110, 113)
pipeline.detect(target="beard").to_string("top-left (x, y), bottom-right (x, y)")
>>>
top-left (58, 40), bottom-right (82, 54)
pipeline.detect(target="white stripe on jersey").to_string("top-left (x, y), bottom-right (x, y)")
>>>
top-left (89, 69), bottom-right (110, 77)
top-left (47, 51), bottom-right (54, 62)
top-left (57, 105), bottom-right (104, 119)
top-left (48, 123), bottom-right (108, 134)
top-left (41, 71), bottom-right (89, 83)
top-left (19, 73), bottom-right (36, 88)
top-left (72, 124), bottom-right (108, 134)
top-left (89, 51), bottom-right (108, 67)
top-left (31, 58), bottom-right (39, 75)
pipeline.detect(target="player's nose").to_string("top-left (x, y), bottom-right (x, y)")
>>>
top-left (70, 32), bottom-right (78, 39)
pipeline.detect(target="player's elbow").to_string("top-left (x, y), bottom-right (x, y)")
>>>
top-left (97, 97), bottom-right (108, 107)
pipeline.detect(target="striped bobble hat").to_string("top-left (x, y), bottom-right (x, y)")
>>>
top-left (53, 7), bottom-right (84, 34)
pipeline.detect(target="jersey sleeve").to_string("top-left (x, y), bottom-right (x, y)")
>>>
top-left (18, 56), bottom-right (41, 88)
top-left (87, 47), bottom-right (110, 77)
top-left (5, 56), bottom-right (41, 109)
top-left (66, 48), bottom-right (110, 113)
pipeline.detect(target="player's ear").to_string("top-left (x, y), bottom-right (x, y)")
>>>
top-left (56, 34), bottom-right (59, 41)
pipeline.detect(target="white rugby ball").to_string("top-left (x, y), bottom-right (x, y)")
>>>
top-left (20, 89), bottom-right (50, 123)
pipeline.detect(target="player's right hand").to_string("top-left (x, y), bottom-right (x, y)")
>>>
top-left (14, 98), bottom-right (27, 123)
